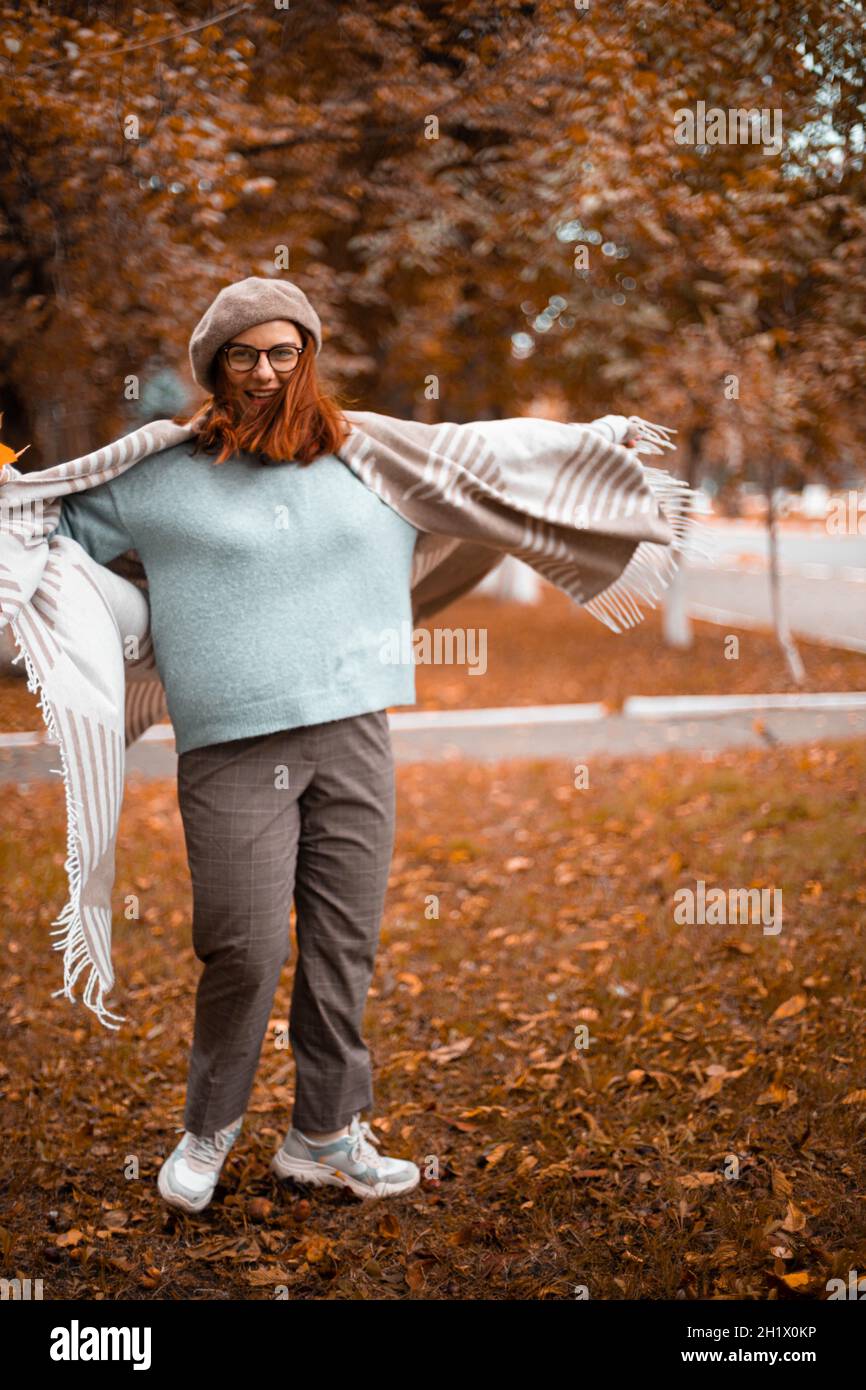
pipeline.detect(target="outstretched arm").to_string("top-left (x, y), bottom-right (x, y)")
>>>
top-left (50, 482), bottom-right (134, 565)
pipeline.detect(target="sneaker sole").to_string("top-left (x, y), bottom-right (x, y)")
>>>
top-left (270, 1149), bottom-right (420, 1200)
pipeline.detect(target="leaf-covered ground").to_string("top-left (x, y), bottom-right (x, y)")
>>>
top-left (1, 737), bottom-right (865, 1300)
top-left (2, 593), bottom-right (865, 734)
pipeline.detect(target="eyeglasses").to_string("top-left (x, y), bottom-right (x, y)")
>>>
top-left (222, 342), bottom-right (304, 372)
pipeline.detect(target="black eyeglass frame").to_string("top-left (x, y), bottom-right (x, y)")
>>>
top-left (221, 341), bottom-right (305, 372)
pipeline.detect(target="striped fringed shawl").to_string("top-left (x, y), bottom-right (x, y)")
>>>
top-left (0, 408), bottom-right (702, 1029)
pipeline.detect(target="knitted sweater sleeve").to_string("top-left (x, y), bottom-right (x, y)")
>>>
top-left (51, 481), bottom-right (134, 565)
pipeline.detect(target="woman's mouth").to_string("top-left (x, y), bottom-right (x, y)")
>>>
top-left (246, 390), bottom-right (277, 400)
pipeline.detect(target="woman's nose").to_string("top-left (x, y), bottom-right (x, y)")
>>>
top-left (251, 359), bottom-right (277, 384)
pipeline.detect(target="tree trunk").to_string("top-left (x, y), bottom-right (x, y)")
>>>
top-left (661, 425), bottom-right (704, 649)
top-left (767, 484), bottom-right (806, 684)
top-left (661, 562), bottom-right (693, 648)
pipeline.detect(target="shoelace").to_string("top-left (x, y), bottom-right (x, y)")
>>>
top-left (348, 1116), bottom-right (384, 1167)
top-left (186, 1120), bottom-right (240, 1168)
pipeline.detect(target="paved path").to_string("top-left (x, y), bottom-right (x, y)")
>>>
top-left (3, 701), bottom-right (865, 785)
top-left (687, 524), bottom-right (866, 651)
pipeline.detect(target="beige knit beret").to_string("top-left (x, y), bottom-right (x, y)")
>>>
top-left (188, 276), bottom-right (323, 391)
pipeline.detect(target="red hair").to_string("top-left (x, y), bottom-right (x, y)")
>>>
top-left (173, 323), bottom-right (354, 465)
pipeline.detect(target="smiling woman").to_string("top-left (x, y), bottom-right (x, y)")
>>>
top-left (174, 277), bottom-right (352, 466)
top-left (3, 272), bottom-right (693, 1223)
top-left (223, 326), bottom-right (306, 407)
top-left (43, 275), bottom-right (424, 1209)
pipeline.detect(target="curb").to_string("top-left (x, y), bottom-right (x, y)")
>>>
top-left (622, 692), bottom-right (866, 720)
top-left (4, 693), bottom-right (866, 752)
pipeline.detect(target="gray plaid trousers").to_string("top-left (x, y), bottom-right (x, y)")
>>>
top-left (175, 709), bottom-right (396, 1136)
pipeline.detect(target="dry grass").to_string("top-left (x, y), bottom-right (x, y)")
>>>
top-left (1, 737), bottom-right (865, 1299)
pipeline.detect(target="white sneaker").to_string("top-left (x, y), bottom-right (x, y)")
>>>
top-left (271, 1112), bottom-right (420, 1200)
top-left (157, 1116), bottom-right (243, 1214)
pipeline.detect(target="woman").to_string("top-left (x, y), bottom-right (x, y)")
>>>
top-left (51, 277), bottom-right (423, 1211)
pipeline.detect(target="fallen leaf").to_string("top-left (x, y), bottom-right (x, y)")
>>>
top-left (482, 1141), bottom-right (513, 1168)
top-left (696, 1073), bottom-right (727, 1100)
top-left (768, 993), bottom-right (808, 1023)
top-left (757, 1082), bottom-right (798, 1108)
top-left (678, 1172), bottom-right (723, 1189)
top-left (246, 1266), bottom-right (292, 1286)
top-left (771, 1167), bottom-right (793, 1198)
top-left (287, 1234), bottom-right (337, 1264)
top-left (533, 1052), bottom-right (569, 1072)
top-left (56, 1229), bottom-right (85, 1248)
top-left (405, 1262), bottom-right (426, 1292)
top-left (781, 1200), bottom-right (807, 1233)
top-left (100, 1210), bottom-right (128, 1230)
top-left (377, 1211), bottom-right (401, 1240)
top-left (428, 1036), bottom-right (474, 1064)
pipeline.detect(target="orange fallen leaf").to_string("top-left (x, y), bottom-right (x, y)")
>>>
top-left (647, 1070), bottom-right (679, 1091)
top-left (696, 1073), bottom-right (727, 1100)
top-left (677, 1172), bottom-right (722, 1189)
top-left (56, 1229), bottom-right (85, 1248)
top-left (757, 1082), bottom-right (799, 1108)
top-left (533, 1052), bottom-right (569, 1071)
top-left (377, 1211), bottom-right (401, 1240)
top-left (482, 1141), bottom-right (513, 1168)
top-left (771, 1167), bottom-right (793, 1198)
top-left (768, 993), bottom-right (808, 1023)
top-left (287, 1234), bottom-right (337, 1264)
top-left (405, 1262), bottom-right (426, 1292)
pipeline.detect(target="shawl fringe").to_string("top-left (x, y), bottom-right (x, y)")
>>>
top-left (9, 619), bottom-right (126, 1028)
top-left (585, 449), bottom-right (712, 633)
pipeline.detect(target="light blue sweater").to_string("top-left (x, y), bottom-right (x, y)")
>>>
top-left (51, 442), bottom-right (420, 754)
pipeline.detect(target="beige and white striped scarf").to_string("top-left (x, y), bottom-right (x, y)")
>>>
top-left (0, 408), bottom-right (700, 1029)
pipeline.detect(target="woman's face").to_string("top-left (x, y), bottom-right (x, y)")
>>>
top-left (220, 318), bottom-right (304, 407)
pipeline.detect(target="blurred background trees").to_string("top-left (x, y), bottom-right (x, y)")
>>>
top-left (1, 0), bottom-right (863, 500)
